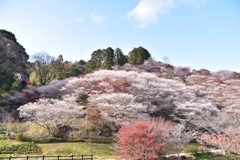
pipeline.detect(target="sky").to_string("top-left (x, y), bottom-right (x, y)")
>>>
top-left (0, 0), bottom-right (240, 71)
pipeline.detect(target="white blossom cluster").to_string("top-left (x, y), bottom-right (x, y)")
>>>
top-left (16, 70), bottom-right (220, 127)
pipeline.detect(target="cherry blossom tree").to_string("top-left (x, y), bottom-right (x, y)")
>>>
top-left (17, 95), bottom-right (86, 138)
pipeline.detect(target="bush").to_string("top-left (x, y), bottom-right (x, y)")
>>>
top-left (0, 136), bottom-right (8, 140)
top-left (87, 139), bottom-right (112, 144)
top-left (46, 137), bottom-right (66, 143)
top-left (0, 143), bottom-right (41, 154)
top-left (117, 118), bottom-right (174, 160)
top-left (16, 135), bottom-right (34, 142)
top-left (0, 130), bottom-right (6, 134)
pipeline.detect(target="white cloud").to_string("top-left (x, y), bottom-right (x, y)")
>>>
top-left (127, 0), bottom-right (174, 28)
top-left (91, 12), bottom-right (104, 23)
top-left (128, 0), bottom-right (209, 28)
top-left (76, 16), bottom-right (85, 22)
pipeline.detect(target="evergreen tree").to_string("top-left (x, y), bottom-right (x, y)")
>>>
top-left (114, 48), bottom-right (128, 66)
top-left (103, 47), bottom-right (114, 69)
top-left (128, 46), bottom-right (151, 65)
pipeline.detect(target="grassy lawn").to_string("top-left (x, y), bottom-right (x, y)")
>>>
top-left (39, 142), bottom-right (119, 159)
top-left (0, 138), bottom-right (119, 160)
top-left (1, 137), bottom-right (240, 160)
top-left (0, 123), bottom-right (119, 159)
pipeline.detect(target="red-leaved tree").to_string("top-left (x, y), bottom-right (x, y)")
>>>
top-left (117, 118), bottom-right (174, 160)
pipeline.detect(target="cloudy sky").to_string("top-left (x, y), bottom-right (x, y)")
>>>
top-left (0, 0), bottom-right (240, 71)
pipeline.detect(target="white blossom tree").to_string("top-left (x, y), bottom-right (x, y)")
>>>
top-left (18, 94), bottom-right (86, 138)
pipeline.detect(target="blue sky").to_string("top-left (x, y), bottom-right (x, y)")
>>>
top-left (0, 0), bottom-right (240, 71)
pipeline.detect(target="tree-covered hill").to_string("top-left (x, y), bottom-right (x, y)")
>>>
top-left (1, 69), bottom-right (219, 137)
top-left (1, 31), bottom-right (240, 152)
top-left (0, 30), bottom-right (29, 97)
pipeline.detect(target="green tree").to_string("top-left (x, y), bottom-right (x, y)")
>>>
top-left (85, 49), bottom-right (105, 73)
top-left (85, 60), bottom-right (96, 73)
top-left (91, 49), bottom-right (105, 68)
top-left (50, 55), bottom-right (65, 80)
top-left (78, 59), bottom-right (86, 65)
top-left (114, 48), bottom-right (128, 66)
top-left (103, 47), bottom-right (114, 69)
top-left (63, 63), bottom-right (85, 78)
top-left (128, 46), bottom-right (151, 65)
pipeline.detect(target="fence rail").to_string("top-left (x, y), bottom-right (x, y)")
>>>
top-left (0, 155), bottom-right (93, 160)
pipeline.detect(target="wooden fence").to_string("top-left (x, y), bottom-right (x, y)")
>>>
top-left (0, 155), bottom-right (93, 160)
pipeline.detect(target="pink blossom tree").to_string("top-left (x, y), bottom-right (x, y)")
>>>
top-left (117, 118), bottom-right (174, 160)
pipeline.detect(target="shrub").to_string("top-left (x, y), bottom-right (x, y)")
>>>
top-left (0, 136), bottom-right (8, 140)
top-left (16, 134), bottom-right (34, 142)
top-left (117, 117), bottom-right (174, 160)
top-left (0, 143), bottom-right (41, 154)
top-left (46, 137), bottom-right (66, 143)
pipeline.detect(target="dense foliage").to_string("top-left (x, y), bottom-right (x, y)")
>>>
top-left (85, 47), bottom-right (128, 73)
top-left (0, 30), bottom-right (29, 98)
top-left (128, 46), bottom-right (151, 65)
top-left (0, 143), bottom-right (41, 154)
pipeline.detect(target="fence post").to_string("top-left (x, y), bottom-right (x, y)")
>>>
top-left (58, 155), bottom-right (60, 160)
top-left (26, 156), bottom-right (29, 160)
top-left (81, 155), bottom-right (83, 160)
top-left (8, 156), bottom-right (11, 160)
top-left (71, 154), bottom-right (73, 160)
top-left (42, 155), bottom-right (45, 160)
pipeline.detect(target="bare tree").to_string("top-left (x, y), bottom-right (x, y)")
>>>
top-left (31, 52), bottom-right (55, 85)
top-left (170, 123), bottom-right (197, 156)
top-left (1, 113), bottom-right (18, 136)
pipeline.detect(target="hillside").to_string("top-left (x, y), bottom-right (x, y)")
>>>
top-left (117, 58), bottom-right (240, 113)
top-left (1, 57), bottom-right (240, 138)
top-left (0, 30), bottom-right (29, 98)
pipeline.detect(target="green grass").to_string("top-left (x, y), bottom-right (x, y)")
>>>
top-left (2, 138), bottom-right (240, 160)
top-left (0, 138), bottom-right (119, 160)
top-left (39, 142), bottom-right (119, 159)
